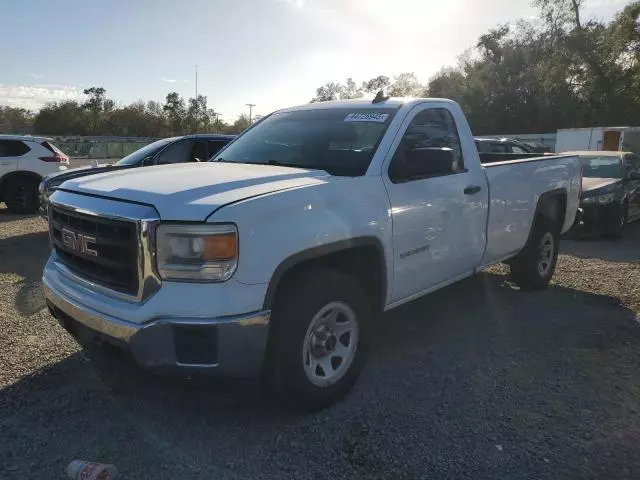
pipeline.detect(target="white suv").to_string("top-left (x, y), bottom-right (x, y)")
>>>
top-left (0, 135), bottom-right (69, 213)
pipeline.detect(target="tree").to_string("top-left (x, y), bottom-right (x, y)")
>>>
top-left (82, 87), bottom-right (110, 134)
top-left (186, 94), bottom-right (210, 133)
top-left (231, 113), bottom-right (251, 133)
top-left (163, 92), bottom-right (186, 135)
top-left (34, 101), bottom-right (88, 135)
top-left (311, 82), bottom-right (345, 102)
top-left (82, 87), bottom-right (107, 112)
top-left (310, 77), bottom-right (363, 102)
top-left (362, 75), bottom-right (391, 93)
top-left (0, 107), bottom-right (34, 133)
top-left (388, 73), bottom-right (424, 97)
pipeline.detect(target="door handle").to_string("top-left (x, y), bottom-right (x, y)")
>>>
top-left (464, 185), bottom-right (482, 195)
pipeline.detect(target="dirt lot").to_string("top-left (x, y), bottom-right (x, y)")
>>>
top-left (1, 207), bottom-right (639, 479)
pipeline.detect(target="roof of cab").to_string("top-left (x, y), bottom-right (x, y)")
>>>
top-left (180, 133), bottom-right (236, 140)
top-left (276, 97), bottom-right (456, 114)
top-left (0, 134), bottom-right (53, 142)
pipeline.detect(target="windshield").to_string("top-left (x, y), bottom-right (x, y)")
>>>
top-left (580, 156), bottom-right (623, 178)
top-left (115, 138), bottom-right (175, 166)
top-left (213, 108), bottom-right (397, 176)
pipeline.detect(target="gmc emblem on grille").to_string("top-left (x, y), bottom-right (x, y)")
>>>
top-left (61, 228), bottom-right (98, 257)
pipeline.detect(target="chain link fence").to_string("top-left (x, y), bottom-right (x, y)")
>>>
top-left (48, 136), bottom-right (158, 159)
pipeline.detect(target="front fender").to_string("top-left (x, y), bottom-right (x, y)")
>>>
top-left (208, 175), bottom-right (393, 292)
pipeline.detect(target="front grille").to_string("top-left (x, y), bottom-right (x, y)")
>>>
top-left (50, 206), bottom-right (139, 295)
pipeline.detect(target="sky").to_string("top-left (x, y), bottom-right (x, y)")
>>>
top-left (0, 0), bottom-right (629, 121)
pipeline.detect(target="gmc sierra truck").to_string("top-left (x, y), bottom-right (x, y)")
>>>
top-left (43, 96), bottom-right (581, 409)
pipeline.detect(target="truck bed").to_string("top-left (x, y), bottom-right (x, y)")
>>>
top-left (479, 154), bottom-right (581, 267)
top-left (479, 152), bottom-right (553, 164)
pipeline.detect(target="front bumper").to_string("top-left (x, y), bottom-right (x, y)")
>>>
top-left (43, 275), bottom-right (271, 376)
top-left (572, 203), bottom-right (620, 232)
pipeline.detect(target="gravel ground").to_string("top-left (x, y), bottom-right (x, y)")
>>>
top-left (1, 206), bottom-right (639, 479)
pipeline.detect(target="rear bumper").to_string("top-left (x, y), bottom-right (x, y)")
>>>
top-left (43, 277), bottom-right (271, 376)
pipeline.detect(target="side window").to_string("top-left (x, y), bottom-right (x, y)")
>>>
top-left (0, 140), bottom-right (30, 157)
top-left (475, 141), bottom-right (489, 153)
top-left (511, 145), bottom-right (527, 154)
top-left (624, 154), bottom-right (639, 175)
top-left (207, 140), bottom-right (228, 157)
top-left (389, 108), bottom-right (465, 182)
top-left (490, 143), bottom-right (508, 153)
top-left (193, 141), bottom-right (208, 162)
top-left (156, 139), bottom-right (194, 165)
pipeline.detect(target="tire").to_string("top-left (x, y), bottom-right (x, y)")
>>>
top-left (510, 216), bottom-right (559, 290)
top-left (264, 268), bottom-right (371, 411)
top-left (606, 202), bottom-right (627, 240)
top-left (4, 177), bottom-right (40, 214)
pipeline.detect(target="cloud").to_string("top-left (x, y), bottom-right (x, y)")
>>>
top-left (276, 0), bottom-right (306, 7)
top-left (155, 77), bottom-right (177, 83)
top-left (28, 73), bottom-right (44, 79)
top-left (0, 84), bottom-right (85, 110)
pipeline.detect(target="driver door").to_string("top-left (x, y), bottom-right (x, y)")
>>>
top-left (382, 105), bottom-right (488, 303)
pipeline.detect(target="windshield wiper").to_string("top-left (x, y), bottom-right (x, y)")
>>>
top-left (213, 158), bottom-right (339, 174)
top-left (265, 160), bottom-right (328, 172)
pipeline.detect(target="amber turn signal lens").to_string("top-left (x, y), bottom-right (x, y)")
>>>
top-left (203, 233), bottom-right (237, 260)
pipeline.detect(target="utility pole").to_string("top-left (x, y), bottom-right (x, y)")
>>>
top-left (246, 103), bottom-right (256, 123)
top-left (195, 64), bottom-right (199, 135)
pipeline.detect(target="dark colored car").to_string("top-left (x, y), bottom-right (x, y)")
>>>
top-left (40, 134), bottom-right (235, 215)
top-left (475, 137), bottom-right (535, 154)
top-left (570, 151), bottom-right (640, 238)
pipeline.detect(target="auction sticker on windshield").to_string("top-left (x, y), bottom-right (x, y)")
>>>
top-left (344, 112), bottom-right (389, 123)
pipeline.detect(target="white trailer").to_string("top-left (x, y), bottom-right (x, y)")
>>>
top-left (556, 126), bottom-right (640, 153)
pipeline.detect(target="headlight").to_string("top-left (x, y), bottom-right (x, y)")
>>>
top-left (597, 193), bottom-right (615, 204)
top-left (156, 224), bottom-right (238, 282)
top-left (582, 193), bottom-right (615, 204)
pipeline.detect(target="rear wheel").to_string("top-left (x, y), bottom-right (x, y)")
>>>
top-left (510, 216), bottom-right (559, 290)
top-left (264, 268), bottom-right (371, 411)
top-left (4, 177), bottom-right (40, 214)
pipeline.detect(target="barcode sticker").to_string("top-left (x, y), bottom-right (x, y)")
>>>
top-left (344, 112), bottom-right (389, 123)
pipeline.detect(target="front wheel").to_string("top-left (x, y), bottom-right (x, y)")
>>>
top-left (264, 269), bottom-right (371, 411)
top-left (4, 177), bottom-right (40, 214)
top-left (510, 216), bottom-right (559, 290)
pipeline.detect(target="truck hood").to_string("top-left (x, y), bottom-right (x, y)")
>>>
top-left (59, 162), bottom-right (331, 220)
top-left (44, 164), bottom-right (127, 190)
top-left (581, 177), bottom-right (620, 193)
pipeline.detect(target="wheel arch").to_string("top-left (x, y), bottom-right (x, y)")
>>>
top-left (263, 236), bottom-right (387, 314)
top-left (0, 170), bottom-right (43, 199)
top-left (535, 188), bottom-right (567, 233)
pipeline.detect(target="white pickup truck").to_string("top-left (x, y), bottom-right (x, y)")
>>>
top-left (43, 96), bottom-right (581, 409)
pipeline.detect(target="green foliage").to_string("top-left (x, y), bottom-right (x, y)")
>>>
top-left (28, 87), bottom-right (252, 137)
top-left (310, 1), bottom-right (640, 135)
top-left (0, 106), bottom-right (34, 133)
top-left (426, 0), bottom-right (640, 134)
top-left (10, 0), bottom-right (640, 139)
top-left (310, 73), bottom-right (425, 102)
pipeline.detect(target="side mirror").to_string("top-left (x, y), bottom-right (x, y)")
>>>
top-left (392, 147), bottom-right (457, 181)
top-left (141, 156), bottom-right (155, 166)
